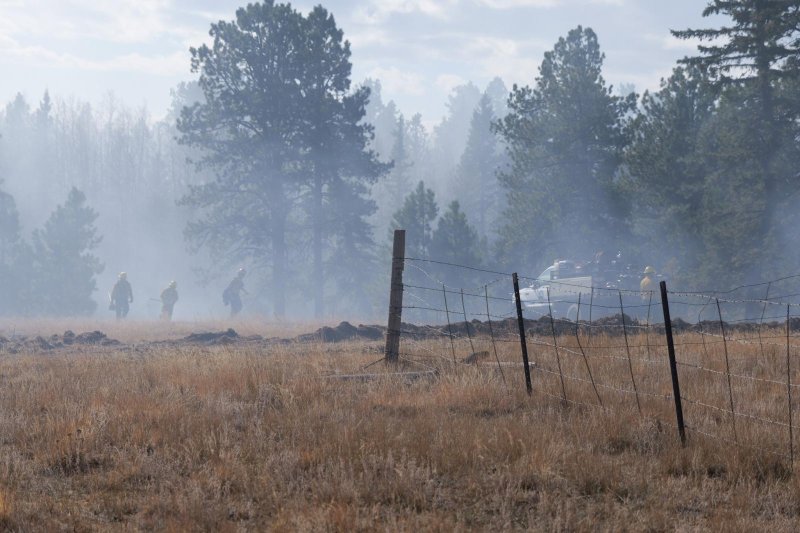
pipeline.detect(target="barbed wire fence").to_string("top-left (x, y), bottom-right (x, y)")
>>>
top-left (381, 230), bottom-right (800, 469)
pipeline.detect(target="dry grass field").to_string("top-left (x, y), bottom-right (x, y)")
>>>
top-left (1, 319), bottom-right (800, 531)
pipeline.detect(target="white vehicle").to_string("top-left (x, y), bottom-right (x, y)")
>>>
top-left (518, 255), bottom-right (646, 320)
top-left (518, 260), bottom-right (593, 320)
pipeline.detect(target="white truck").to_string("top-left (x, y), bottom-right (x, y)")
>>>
top-left (518, 258), bottom-right (642, 320)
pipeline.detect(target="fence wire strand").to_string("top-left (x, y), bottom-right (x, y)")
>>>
top-left (393, 255), bottom-right (800, 466)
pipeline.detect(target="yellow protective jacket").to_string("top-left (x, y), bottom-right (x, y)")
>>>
top-left (640, 275), bottom-right (654, 294)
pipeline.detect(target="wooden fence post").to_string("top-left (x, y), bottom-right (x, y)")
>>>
top-left (660, 280), bottom-right (687, 446)
top-left (385, 230), bottom-right (405, 363)
top-left (512, 273), bottom-right (533, 395)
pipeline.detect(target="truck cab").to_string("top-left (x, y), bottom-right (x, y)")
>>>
top-left (518, 254), bottom-right (649, 321)
top-left (518, 260), bottom-right (593, 319)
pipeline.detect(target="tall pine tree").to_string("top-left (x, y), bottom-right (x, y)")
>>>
top-left (298, 6), bottom-right (388, 317)
top-left (673, 0), bottom-right (800, 282)
top-left (179, 2), bottom-right (386, 317)
top-left (0, 182), bottom-right (30, 315)
top-left (495, 26), bottom-right (635, 270)
top-left (430, 200), bottom-right (484, 287)
top-left (390, 181), bottom-right (439, 260)
top-left (30, 188), bottom-right (103, 316)
top-left (455, 93), bottom-right (502, 240)
top-left (623, 65), bottom-right (716, 283)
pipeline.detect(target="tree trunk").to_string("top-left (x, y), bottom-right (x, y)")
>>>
top-left (745, 2), bottom-right (777, 311)
top-left (272, 201), bottom-right (288, 318)
top-left (754, 4), bottom-right (777, 263)
top-left (312, 175), bottom-right (324, 318)
top-left (479, 170), bottom-right (487, 239)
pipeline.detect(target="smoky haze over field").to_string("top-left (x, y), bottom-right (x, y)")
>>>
top-left (2, 0), bottom-right (800, 321)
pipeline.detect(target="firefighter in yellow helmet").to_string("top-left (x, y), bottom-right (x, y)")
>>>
top-left (222, 268), bottom-right (247, 317)
top-left (109, 272), bottom-right (133, 319)
top-left (160, 280), bottom-right (179, 321)
top-left (640, 266), bottom-right (656, 300)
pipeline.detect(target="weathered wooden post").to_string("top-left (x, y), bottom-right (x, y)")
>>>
top-left (512, 273), bottom-right (533, 395)
top-left (385, 230), bottom-right (405, 363)
top-left (660, 280), bottom-right (687, 446)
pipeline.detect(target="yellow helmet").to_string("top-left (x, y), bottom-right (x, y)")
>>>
top-left (643, 266), bottom-right (655, 275)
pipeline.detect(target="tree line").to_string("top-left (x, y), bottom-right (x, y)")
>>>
top-left (2, 0), bottom-right (800, 317)
top-left (0, 185), bottom-right (102, 315)
top-left (400, 1), bottom-right (800, 295)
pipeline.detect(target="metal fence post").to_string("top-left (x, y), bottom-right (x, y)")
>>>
top-left (512, 273), bottom-right (533, 395)
top-left (660, 280), bottom-right (687, 446)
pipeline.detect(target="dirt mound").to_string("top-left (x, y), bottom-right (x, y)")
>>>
top-left (2, 312), bottom-right (791, 355)
top-left (0, 330), bottom-right (119, 353)
top-left (30, 336), bottom-right (55, 351)
top-left (184, 329), bottom-right (239, 345)
top-left (397, 314), bottom-right (683, 340)
top-left (62, 330), bottom-right (76, 344)
top-left (295, 322), bottom-right (386, 343)
top-left (400, 318), bottom-right (515, 340)
top-left (355, 324), bottom-right (385, 340)
top-left (75, 331), bottom-right (119, 345)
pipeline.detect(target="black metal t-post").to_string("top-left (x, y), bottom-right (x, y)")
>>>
top-left (513, 273), bottom-right (533, 395)
top-left (660, 280), bottom-right (686, 446)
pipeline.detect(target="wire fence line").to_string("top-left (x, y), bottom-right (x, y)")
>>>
top-left (385, 247), bottom-right (800, 469)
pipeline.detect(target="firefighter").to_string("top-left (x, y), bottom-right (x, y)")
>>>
top-left (223, 268), bottom-right (247, 317)
top-left (109, 272), bottom-right (134, 319)
top-left (640, 266), bottom-right (656, 299)
top-left (160, 280), bottom-right (179, 321)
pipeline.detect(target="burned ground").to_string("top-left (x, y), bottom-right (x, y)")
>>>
top-left (1, 315), bottom-right (794, 356)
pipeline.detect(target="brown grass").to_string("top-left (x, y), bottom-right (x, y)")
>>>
top-left (0, 320), bottom-right (799, 530)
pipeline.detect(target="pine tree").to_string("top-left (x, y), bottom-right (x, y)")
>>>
top-left (673, 1), bottom-right (800, 278)
top-left (388, 115), bottom-right (413, 200)
top-left (361, 79), bottom-right (399, 162)
top-left (623, 65), bottom-right (716, 282)
top-left (33, 91), bottom-right (59, 209)
top-left (672, 1), bottom-right (800, 91)
top-left (430, 200), bottom-right (484, 287)
top-left (0, 184), bottom-right (21, 265)
top-left (30, 188), bottom-right (103, 316)
top-left (371, 114), bottom-right (414, 241)
top-left (0, 94), bottom-right (32, 211)
top-left (0, 182), bottom-right (30, 315)
top-left (495, 26), bottom-right (635, 270)
top-left (298, 6), bottom-right (389, 317)
top-left (405, 113), bottom-right (430, 186)
top-left (431, 83), bottom-right (482, 205)
top-left (433, 83), bottom-right (482, 169)
top-left (455, 93), bottom-right (502, 240)
top-left (390, 181), bottom-right (439, 259)
top-left (484, 77), bottom-right (509, 121)
top-left (179, 2), bottom-right (386, 317)
top-left (324, 175), bottom-right (379, 316)
top-left (695, 88), bottom-right (773, 287)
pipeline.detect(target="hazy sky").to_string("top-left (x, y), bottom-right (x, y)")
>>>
top-left (0, 0), bottom-right (713, 122)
